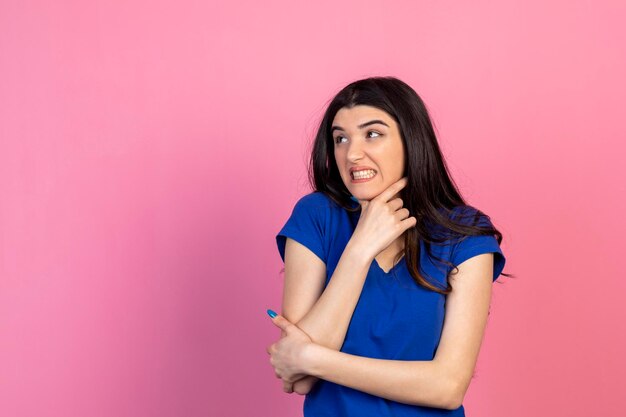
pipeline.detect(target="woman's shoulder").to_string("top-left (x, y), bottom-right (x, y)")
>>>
top-left (430, 204), bottom-right (490, 225)
top-left (293, 191), bottom-right (345, 212)
top-left (424, 204), bottom-right (492, 245)
top-left (295, 191), bottom-right (331, 205)
top-left (448, 204), bottom-right (493, 228)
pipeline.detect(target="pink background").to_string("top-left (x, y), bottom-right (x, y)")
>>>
top-left (1, 1), bottom-right (624, 416)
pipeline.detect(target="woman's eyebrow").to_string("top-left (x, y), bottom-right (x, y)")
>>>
top-left (331, 120), bottom-right (389, 133)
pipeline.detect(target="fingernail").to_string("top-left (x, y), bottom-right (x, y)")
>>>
top-left (350, 196), bottom-right (358, 202)
top-left (267, 309), bottom-right (277, 318)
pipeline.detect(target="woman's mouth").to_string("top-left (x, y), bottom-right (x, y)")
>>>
top-left (350, 169), bottom-right (377, 183)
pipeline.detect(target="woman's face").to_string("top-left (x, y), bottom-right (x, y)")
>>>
top-left (332, 105), bottom-right (406, 202)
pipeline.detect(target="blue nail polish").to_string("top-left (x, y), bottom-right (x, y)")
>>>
top-left (350, 196), bottom-right (358, 202)
top-left (267, 309), bottom-right (277, 318)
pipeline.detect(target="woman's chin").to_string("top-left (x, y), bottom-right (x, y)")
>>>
top-left (345, 181), bottom-right (385, 201)
top-left (349, 190), bottom-right (378, 201)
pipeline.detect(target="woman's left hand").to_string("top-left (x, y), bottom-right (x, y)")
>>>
top-left (266, 313), bottom-right (315, 384)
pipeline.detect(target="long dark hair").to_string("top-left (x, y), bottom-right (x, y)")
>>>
top-left (308, 76), bottom-right (513, 294)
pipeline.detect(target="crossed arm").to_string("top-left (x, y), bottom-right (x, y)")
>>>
top-left (277, 237), bottom-right (495, 409)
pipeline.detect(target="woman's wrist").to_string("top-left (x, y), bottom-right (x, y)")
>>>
top-left (301, 342), bottom-right (328, 377)
top-left (344, 239), bottom-right (375, 265)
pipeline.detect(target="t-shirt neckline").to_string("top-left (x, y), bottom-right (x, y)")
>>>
top-left (373, 255), bottom-right (406, 275)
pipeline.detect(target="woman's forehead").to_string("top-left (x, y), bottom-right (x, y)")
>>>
top-left (332, 105), bottom-right (394, 126)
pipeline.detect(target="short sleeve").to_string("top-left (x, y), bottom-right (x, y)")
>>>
top-left (451, 235), bottom-right (506, 281)
top-left (275, 193), bottom-right (329, 265)
top-left (449, 207), bottom-right (506, 281)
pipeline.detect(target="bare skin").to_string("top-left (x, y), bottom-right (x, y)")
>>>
top-left (273, 177), bottom-right (415, 394)
top-left (268, 106), bottom-right (495, 408)
top-left (279, 105), bottom-right (412, 394)
top-left (268, 249), bottom-right (495, 408)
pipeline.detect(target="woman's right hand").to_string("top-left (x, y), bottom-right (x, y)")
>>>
top-left (288, 375), bottom-right (318, 395)
top-left (349, 177), bottom-right (417, 261)
top-left (279, 328), bottom-right (319, 395)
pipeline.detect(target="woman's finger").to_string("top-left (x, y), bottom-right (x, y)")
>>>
top-left (402, 216), bottom-right (417, 230)
top-left (283, 381), bottom-right (294, 393)
top-left (375, 177), bottom-right (408, 203)
top-left (395, 207), bottom-right (410, 221)
top-left (389, 197), bottom-right (404, 211)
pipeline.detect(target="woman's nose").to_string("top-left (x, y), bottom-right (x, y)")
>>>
top-left (347, 141), bottom-right (365, 161)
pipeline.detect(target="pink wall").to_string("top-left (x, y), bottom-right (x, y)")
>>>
top-left (1, 1), bottom-right (624, 416)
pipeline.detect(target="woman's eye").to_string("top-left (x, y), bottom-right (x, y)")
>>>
top-left (335, 131), bottom-right (381, 144)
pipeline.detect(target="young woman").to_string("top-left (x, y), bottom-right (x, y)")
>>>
top-left (266, 76), bottom-right (511, 416)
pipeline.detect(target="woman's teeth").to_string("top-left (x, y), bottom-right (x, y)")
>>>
top-left (352, 170), bottom-right (376, 179)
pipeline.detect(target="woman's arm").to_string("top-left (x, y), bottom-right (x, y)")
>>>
top-left (283, 237), bottom-right (372, 350)
top-left (282, 178), bottom-right (408, 352)
top-left (289, 253), bottom-right (495, 409)
top-left (278, 178), bottom-right (413, 393)
top-left (280, 237), bottom-right (373, 393)
top-left (303, 345), bottom-right (454, 409)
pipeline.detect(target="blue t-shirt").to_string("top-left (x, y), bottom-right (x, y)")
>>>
top-left (276, 192), bottom-right (506, 417)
